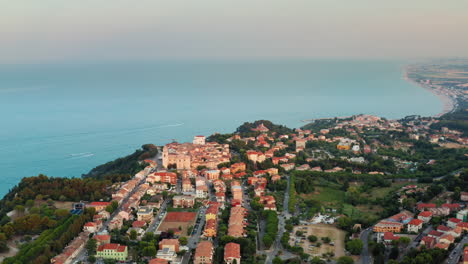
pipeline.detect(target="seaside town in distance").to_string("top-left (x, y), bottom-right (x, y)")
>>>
top-left (0, 61), bottom-right (467, 264)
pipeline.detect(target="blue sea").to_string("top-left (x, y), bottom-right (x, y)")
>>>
top-left (0, 59), bottom-right (442, 198)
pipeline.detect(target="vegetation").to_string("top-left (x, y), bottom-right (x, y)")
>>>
top-left (82, 144), bottom-right (157, 179)
top-left (3, 208), bottom-right (95, 264)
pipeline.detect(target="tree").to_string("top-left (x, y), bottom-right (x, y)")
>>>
top-left (142, 245), bottom-right (157, 257)
top-left (88, 255), bottom-right (96, 263)
top-left (398, 237), bottom-right (410, 246)
top-left (346, 239), bottom-right (363, 255)
top-left (337, 256), bottom-right (354, 264)
top-left (272, 257), bottom-right (283, 264)
top-left (129, 229), bottom-right (137, 240)
top-left (321, 237), bottom-right (331, 244)
top-left (310, 257), bottom-right (326, 264)
top-left (337, 216), bottom-right (353, 231)
top-left (308, 235), bottom-right (318, 242)
top-left (179, 237), bottom-right (188, 245)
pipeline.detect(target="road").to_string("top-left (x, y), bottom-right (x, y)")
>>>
top-left (446, 235), bottom-right (468, 264)
top-left (263, 175), bottom-right (296, 264)
top-left (146, 199), bottom-right (169, 233)
top-left (359, 227), bottom-right (373, 264)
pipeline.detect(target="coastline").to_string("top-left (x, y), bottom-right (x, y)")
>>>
top-left (403, 66), bottom-right (457, 117)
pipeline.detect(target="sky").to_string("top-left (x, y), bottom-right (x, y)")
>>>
top-left (1, 0), bottom-right (468, 63)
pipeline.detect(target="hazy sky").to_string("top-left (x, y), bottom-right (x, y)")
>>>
top-left (1, 0), bottom-right (468, 62)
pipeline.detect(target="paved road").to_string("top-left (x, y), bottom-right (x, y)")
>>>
top-left (146, 199), bottom-right (169, 233)
top-left (359, 227), bottom-right (373, 264)
top-left (446, 235), bottom-right (468, 264)
top-left (264, 175), bottom-right (296, 264)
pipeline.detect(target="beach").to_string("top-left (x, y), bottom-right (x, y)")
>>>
top-left (403, 66), bottom-right (457, 117)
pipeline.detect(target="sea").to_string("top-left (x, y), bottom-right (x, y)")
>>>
top-left (0, 59), bottom-right (442, 198)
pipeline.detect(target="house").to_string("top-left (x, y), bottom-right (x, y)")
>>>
top-left (149, 258), bottom-right (169, 264)
top-left (420, 236), bottom-right (435, 249)
top-left (447, 218), bottom-right (462, 229)
top-left (383, 232), bottom-right (400, 245)
top-left (461, 192), bottom-right (468, 202)
top-left (428, 230), bottom-right (443, 242)
top-left (457, 222), bottom-right (468, 231)
top-left (156, 247), bottom-right (177, 262)
top-left (441, 203), bottom-right (461, 212)
top-left (428, 207), bottom-right (450, 216)
top-left (203, 219), bottom-right (217, 237)
top-left (173, 195), bottom-right (196, 208)
top-left (94, 234), bottom-right (111, 245)
top-left (224, 243), bottom-right (241, 264)
top-left (132, 221), bottom-right (147, 229)
top-left (434, 243), bottom-right (449, 250)
top-left (417, 211), bottom-right (433, 223)
top-left (96, 243), bottom-right (128, 261)
top-left (407, 219), bottom-right (424, 233)
top-left (88, 202), bottom-right (111, 212)
top-left (137, 206), bottom-right (154, 222)
top-left (417, 203), bottom-right (436, 211)
top-left (205, 170), bottom-right (220, 180)
top-left (439, 234), bottom-right (455, 245)
top-left (437, 225), bottom-right (451, 234)
top-left (194, 241), bottom-right (214, 264)
top-left (457, 209), bottom-right (468, 222)
top-left (159, 239), bottom-right (180, 252)
top-left (182, 179), bottom-right (193, 192)
top-left (84, 222), bottom-right (98, 233)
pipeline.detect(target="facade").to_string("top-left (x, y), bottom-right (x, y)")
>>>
top-left (373, 221), bottom-right (403, 233)
top-left (173, 195), bottom-right (196, 208)
top-left (194, 241), bottom-right (214, 264)
top-left (407, 219), bottom-right (423, 233)
top-left (137, 206), bottom-right (154, 222)
top-left (96, 243), bottom-right (128, 261)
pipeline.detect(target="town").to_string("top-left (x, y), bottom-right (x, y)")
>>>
top-left (0, 111), bottom-right (466, 264)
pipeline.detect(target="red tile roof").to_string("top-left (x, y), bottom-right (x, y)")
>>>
top-left (224, 242), bottom-right (241, 259)
top-left (408, 219), bottom-right (423, 226)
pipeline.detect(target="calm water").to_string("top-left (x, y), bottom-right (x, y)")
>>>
top-left (0, 60), bottom-right (442, 198)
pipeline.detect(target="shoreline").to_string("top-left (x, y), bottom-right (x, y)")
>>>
top-left (403, 66), bottom-right (457, 118)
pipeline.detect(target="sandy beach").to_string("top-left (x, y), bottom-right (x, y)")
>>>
top-left (403, 66), bottom-right (457, 117)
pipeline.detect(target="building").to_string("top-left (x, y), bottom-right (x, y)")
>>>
top-left (159, 239), bottom-right (180, 252)
top-left (373, 221), bottom-right (404, 233)
top-left (417, 211), bottom-right (433, 223)
top-left (156, 247), bottom-right (177, 262)
top-left (147, 172), bottom-right (178, 185)
top-left (407, 219), bottom-right (423, 233)
top-left (461, 192), bottom-right (468, 202)
top-left (137, 206), bottom-right (154, 222)
top-left (420, 236), bottom-right (436, 249)
top-left (162, 142), bottom-right (230, 170)
top-left (193, 135), bottom-right (206, 145)
top-left (448, 218), bottom-right (462, 229)
top-left (457, 209), bottom-right (468, 222)
top-left (149, 258), bottom-right (169, 264)
top-left (88, 202), bottom-right (111, 212)
top-left (96, 243), bottom-right (128, 261)
top-left (173, 195), bottom-right (195, 208)
top-left (228, 207), bottom-right (246, 237)
top-left (194, 241), bottom-right (214, 264)
top-left (224, 243), bottom-right (241, 264)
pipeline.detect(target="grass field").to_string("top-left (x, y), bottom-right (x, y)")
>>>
top-left (300, 186), bottom-right (345, 206)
